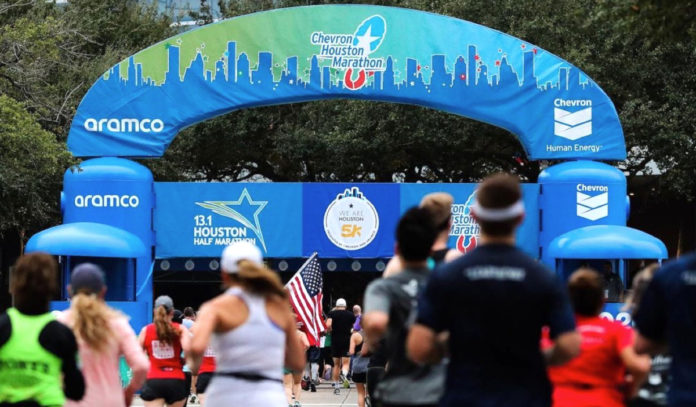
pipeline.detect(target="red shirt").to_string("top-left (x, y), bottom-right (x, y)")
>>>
top-left (546, 315), bottom-right (633, 407)
top-left (143, 323), bottom-right (184, 380)
top-left (199, 346), bottom-right (217, 374)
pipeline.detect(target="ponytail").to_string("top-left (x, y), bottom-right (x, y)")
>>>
top-left (154, 305), bottom-right (178, 345)
top-left (234, 260), bottom-right (288, 299)
top-left (71, 292), bottom-right (115, 352)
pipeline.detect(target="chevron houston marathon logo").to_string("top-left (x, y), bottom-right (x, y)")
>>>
top-left (311, 15), bottom-right (387, 90)
top-left (576, 184), bottom-right (609, 221)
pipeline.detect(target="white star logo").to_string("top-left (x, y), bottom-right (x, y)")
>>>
top-left (195, 188), bottom-right (269, 251)
top-left (354, 26), bottom-right (380, 54)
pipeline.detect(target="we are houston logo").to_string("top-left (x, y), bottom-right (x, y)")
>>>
top-left (310, 15), bottom-right (387, 90)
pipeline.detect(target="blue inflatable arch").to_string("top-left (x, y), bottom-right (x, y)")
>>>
top-left (67, 5), bottom-right (625, 160)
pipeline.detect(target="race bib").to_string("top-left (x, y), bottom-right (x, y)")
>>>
top-left (151, 340), bottom-right (175, 359)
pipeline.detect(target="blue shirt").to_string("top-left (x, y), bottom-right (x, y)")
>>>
top-left (634, 253), bottom-right (696, 406)
top-left (416, 244), bottom-right (575, 407)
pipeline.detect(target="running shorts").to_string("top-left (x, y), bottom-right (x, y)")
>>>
top-left (140, 378), bottom-right (188, 404)
top-left (331, 337), bottom-right (350, 358)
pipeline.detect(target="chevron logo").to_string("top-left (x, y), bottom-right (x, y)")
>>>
top-left (554, 107), bottom-right (592, 141)
top-left (576, 184), bottom-right (608, 221)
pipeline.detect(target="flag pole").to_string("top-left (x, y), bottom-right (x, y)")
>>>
top-left (284, 251), bottom-right (318, 288)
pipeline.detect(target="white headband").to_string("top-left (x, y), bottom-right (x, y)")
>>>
top-left (471, 199), bottom-right (525, 221)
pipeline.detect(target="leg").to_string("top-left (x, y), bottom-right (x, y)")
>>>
top-left (341, 356), bottom-right (350, 378)
top-left (197, 393), bottom-right (206, 407)
top-left (366, 366), bottom-right (385, 404)
top-left (143, 400), bottom-right (166, 407)
top-left (284, 373), bottom-right (294, 405)
top-left (332, 357), bottom-right (341, 382)
top-left (356, 383), bottom-right (366, 407)
top-left (292, 371), bottom-right (303, 403)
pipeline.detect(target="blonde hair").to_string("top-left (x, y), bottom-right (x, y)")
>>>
top-left (71, 292), bottom-right (117, 352)
top-left (229, 260), bottom-right (287, 299)
top-left (154, 305), bottom-right (179, 345)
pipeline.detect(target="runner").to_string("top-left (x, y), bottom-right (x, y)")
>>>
top-left (58, 263), bottom-right (149, 407)
top-left (363, 207), bottom-right (445, 407)
top-left (408, 173), bottom-right (581, 407)
top-left (139, 295), bottom-right (190, 407)
top-left (349, 321), bottom-right (370, 407)
top-left (625, 264), bottom-right (671, 407)
top-left (383, 192), bottom-right (460, 277)
top-left (185, 241), bottom-right (305, 407)
top-left (545, 268), bottom-right (650, 407)
top-left (634, 251), bottom-right (696, 406)
top-left (284, 320), bottom-right (309, 407)
top-left (326, 298), bottom-right (355, 394)
top-left (0, 253), bottom-right (85, 406)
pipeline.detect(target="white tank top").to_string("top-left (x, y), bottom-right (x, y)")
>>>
top-left (211, 286), bottom-right (285, 380)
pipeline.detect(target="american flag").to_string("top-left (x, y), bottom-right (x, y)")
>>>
top-left (286, 253), bottom-right (326, 346)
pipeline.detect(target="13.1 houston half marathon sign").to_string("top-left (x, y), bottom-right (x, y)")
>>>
top-left (67, 5), bottom-right (625, 160)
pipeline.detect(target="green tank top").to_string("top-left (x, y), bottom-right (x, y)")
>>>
top-left (0, 308), bottom-right (64, 406)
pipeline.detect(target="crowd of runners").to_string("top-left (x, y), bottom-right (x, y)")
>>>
top-left (1, 173), bottom-right (695, 407)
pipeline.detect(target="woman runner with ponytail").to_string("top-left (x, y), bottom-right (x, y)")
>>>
top-left (185, 241), bottom-right (305, 407)
top-left (58, 264), bottom-right (149, 407)
top-left (139, 295), bottom-right (190, 407)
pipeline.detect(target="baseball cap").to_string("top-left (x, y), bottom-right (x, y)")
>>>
top-left (154, 295), bottom-right (174, 311)
top-left (220, 241), bottom-right (263, 273)
top-left (70, 263), bottom-right (105, 294)
top-left (420, 192), bottom-right (454, 227)
top-left (336, 298), bottom-right (347, 307)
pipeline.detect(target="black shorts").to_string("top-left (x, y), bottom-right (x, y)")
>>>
top-left (195, 372), bottom-right (213, 394)
top-left (321, 347), bottom-right (334, 366)
top-left (307, 346), bottom-right (322, 363)
top-left (331, 338), bottom-right (350, 358)
top-left (352, 372), bottom-right (367, 383)
top-left (140, 378), bottom-right (188, 404)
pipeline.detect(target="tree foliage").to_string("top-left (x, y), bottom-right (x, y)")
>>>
top-left (0, 94), bottom-right (71, 246)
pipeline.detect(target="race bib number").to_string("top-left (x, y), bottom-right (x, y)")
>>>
top-left (151, 340), bottom-right (175, 359)
top-left (204, 346), bottom-right (216, 357)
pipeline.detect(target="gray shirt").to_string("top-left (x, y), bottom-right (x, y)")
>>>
top-left (364, 267), bottom-right (445, 405)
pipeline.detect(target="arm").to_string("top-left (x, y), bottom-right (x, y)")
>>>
top-left (362, 311), bottom-right (388, 350)
top-left (40, 321), bottom-right (85, 401)
top-left (363, 279), bottom-right (391, 350)
top-left (284, 306), bottom-right (306, 372)
top-left (326, 316), bottom-right (333, 332)
top-left (185, 303), bottom-right (215, 374)
top-left (544, 276), bottom-right (580, 366)
top-left (634, 333), bottom-right (665, 355)
top-left (621, 345), bottom-right (651, 398)
top-left (348, 332), bottom-right (359, 356)
top-left (300, 330), bottom-right (310, 351)
top-left (407, 324), bottom-right (447, 364)
top-left (544, 331), bottom-right (582, 366)
top-left (117, 319), bottom-right (149, 406)
top-left (138, 326), bottom-right (147, 350)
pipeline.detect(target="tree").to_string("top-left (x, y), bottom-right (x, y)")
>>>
top-left (0, 94), bottom-right (72, 252)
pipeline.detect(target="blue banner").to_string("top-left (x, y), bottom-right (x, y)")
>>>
top-left (302, 184), bottom-right (400, 258)
top-left (154, 183), bottom-right (302, 258)
top-left (67, 5), bottom-right (625, 160)
top-left (154, 182), bottom-right (540, 260)
top-left (400, 184), bottom-right (539, 258)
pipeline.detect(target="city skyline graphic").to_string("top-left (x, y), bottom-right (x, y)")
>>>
top-left (107, 40), bottom-right (591, 96)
